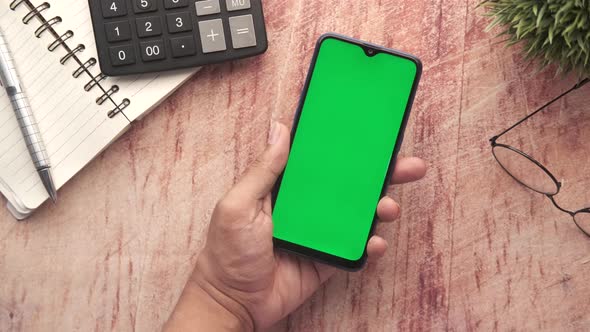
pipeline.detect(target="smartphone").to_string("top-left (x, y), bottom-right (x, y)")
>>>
top-left (271, 33), bottom-right (422, 270)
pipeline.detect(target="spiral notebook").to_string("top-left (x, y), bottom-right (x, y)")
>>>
top-left (0, 0), bottom-right (199, 219)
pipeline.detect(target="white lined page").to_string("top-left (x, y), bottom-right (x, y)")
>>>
top-left (0, 1), bottom-right (197, 217)
top-left (0, 4), bottom-right (129, 214)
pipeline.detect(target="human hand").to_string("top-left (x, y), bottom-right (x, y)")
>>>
top-left (165, 122), bottom-right (427, 331)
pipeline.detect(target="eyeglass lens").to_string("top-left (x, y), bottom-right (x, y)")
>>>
top-left (492, 145), bottom-right (559, 195)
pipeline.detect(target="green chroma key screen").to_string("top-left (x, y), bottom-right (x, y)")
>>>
top-left (272, 37), bottom-right (418, 261)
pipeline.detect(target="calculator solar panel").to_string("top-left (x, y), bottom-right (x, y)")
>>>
top-left (88, 0), bottom-right (268, 76)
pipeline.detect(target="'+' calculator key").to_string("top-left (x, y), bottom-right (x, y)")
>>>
top-left (88, 0), bottom-right (268, 76)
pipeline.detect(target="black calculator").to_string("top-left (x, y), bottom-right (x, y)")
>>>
top-left (88, 0), bottom-right (268, 76)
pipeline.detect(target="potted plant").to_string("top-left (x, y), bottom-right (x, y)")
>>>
top-left (482, 0), bottom-right (590, 77)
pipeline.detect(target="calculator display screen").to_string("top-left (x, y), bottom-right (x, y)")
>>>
top-left (272, 35), bottom-right (420, 267)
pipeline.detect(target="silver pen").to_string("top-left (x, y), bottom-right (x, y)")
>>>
top-left (0, 29), bottom-right (57, 202)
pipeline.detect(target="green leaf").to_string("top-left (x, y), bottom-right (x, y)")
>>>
top-left (536, 3), bottom-right (547, 27)
top-left (555, 2), bottom-right (574, 24)
top-left (576, 34), bottom-right (588, 53)
top-left (564, 22), bottom-right (579, 36)
top-left (577, 13), bottom-right (587, 29)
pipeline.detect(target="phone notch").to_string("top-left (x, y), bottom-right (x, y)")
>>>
top-left (362, 44), bottom-right (379, 57)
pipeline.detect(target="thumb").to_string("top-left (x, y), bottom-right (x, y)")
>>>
top-left (232, 121), bottom-right (290, 200)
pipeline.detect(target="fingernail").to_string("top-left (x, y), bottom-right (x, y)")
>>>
top-left (268, 121), bottom-right (280, 145)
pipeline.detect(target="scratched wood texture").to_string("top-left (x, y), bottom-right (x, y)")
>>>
top-left (2, 0), bottom-right (590, 331)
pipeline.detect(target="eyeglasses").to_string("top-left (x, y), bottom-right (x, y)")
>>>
top-left (490, 78), bottom-right (590, 237)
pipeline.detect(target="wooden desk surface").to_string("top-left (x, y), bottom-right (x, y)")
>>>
top-left (2, 0), bottom-right (590, 331)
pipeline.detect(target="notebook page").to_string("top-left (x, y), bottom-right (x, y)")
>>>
top-left (0, 0), bottom-right (197, 217)
top-left (0, 4), bottom-right (130, 214)
top-left (48, 1), bottom-right (198, 122)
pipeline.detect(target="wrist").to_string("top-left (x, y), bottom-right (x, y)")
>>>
top-left (165, 256), bottom-right (254, 332)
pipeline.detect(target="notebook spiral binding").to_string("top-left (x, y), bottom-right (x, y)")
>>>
top-left (9, 0), bottom-right (130, 119)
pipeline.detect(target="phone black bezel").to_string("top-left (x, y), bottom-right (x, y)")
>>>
top-left (271, 33), bottom-right (423, 271)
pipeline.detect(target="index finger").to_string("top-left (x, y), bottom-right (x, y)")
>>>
top-left (390, 157), bottom-right (427, 184)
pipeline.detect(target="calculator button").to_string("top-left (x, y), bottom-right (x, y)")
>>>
top-left (101, 0), bottom-right (127, 18)
top-left (195, 0), bottom-right (220, 16)
top-left (166, 12), bottom-right (192, 34)
top-left (229, 15), bottom-right (256, 49)
top-left (133, 0), bottom-right (157, 13)
top-left (136, 16), bottom-right (163, 38)
top-left (104, 21), bottom-right (131, 42)
top-left (109, 45), bottom-right (136, 66)
top-left (140, 40), bottom-right (166, 62)
top-left (164, 0), bottom-right (189, 9)
top-left (198, 19), bottom-right (226, 53)
top-left (170, 36), bottom-right (197, 57)
top-left (225, 0), bottom-right (250, 11)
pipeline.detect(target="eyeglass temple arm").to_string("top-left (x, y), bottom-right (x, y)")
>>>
top-left (490, 78), bottom-right (589, 143)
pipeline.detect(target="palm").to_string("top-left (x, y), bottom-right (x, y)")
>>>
top-left (203, 195), bottom-right (334, 329)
